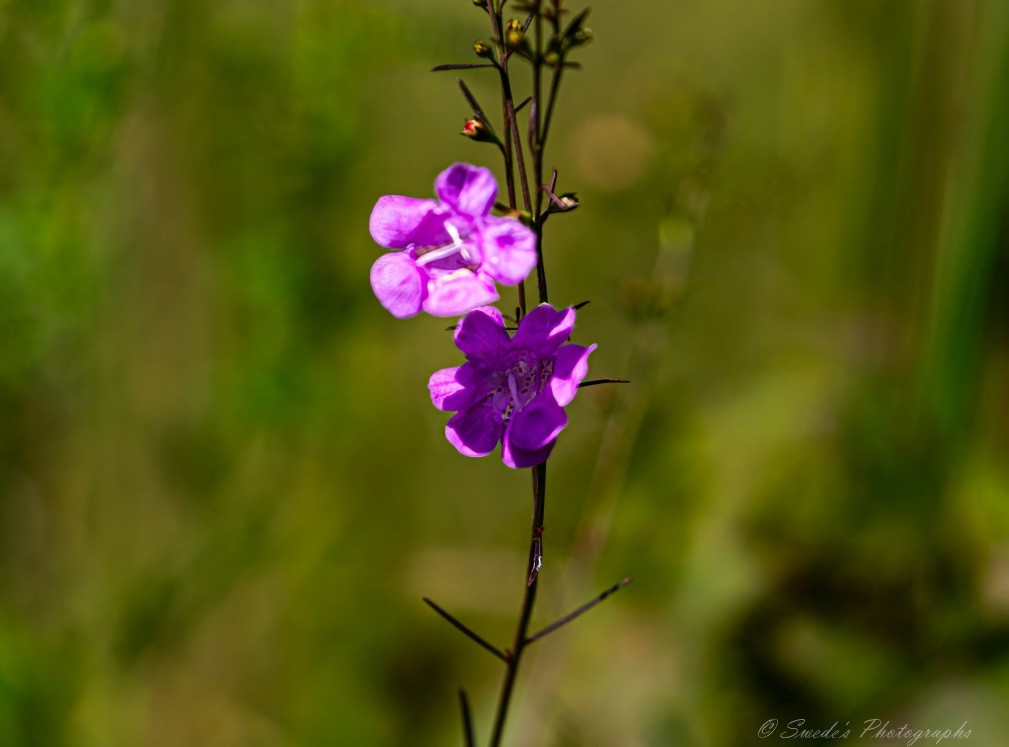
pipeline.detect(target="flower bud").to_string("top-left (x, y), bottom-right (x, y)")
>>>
top-left (473, 40), bottom-right (493, 59)
top-left (546, 191), bottom-right (580, 215)
top-left (504, 19), bottom-right (528, 53)
top-left (460, 119), bottom-right (501, 146)
top-left (462, 119), bottom-right (484, 138)
top-left (561, 8), bottom-right (592, 51)
top-left (558, 193), bottom-right (579, 210)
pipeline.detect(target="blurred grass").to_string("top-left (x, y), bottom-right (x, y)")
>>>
top-left (2, 0), bottom-right (1009, 745)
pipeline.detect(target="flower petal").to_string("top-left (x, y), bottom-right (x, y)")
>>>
top-left (370, 253), bottom-right (427, 318)
top-left (508, 390), bottom-right (568, 451)
top-left (501, 426), bottom-right (555, 469)
top-left (512, 304), bottom-right (576, 354)
top-left (446, 405), bottom-right (503, 457)
top-left (370, 196), bottom-right (451, 248)
top-left (550, 343), bottom-right (596, 407)
top-left (453, 305), bottom-right (510, 362)
top-left (435, 163), bottom-right (498, 218)
top-left (429, 364), bottom-right (482, 412)
top-left (480, 217), bottom-right (537, 285)
top-left (424, 271), bottom-right (498, 317)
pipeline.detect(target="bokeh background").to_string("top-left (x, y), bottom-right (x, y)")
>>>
top-left (3, 0), bottom-right (1009, 745)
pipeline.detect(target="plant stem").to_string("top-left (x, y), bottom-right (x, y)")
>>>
top-left (486, 5), bottom-right (554, 744)
top-left (489, 462), bottom-right (546, 747)
top-left (487, 0), bottom-right (527, 317)
top-left (532, 29), bottom-right (565, 303)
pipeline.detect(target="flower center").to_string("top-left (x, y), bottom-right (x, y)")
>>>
top-left (488, 352), bottom-right (554, 422)
top-left (414, 222), bottom-right (476, 269)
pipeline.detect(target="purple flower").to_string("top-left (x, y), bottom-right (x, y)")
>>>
top-left (369, 163), bottom-right (538, 318)
top-left (429, 304), bottom-right (596, 468)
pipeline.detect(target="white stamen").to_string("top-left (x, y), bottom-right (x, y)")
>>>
top-left (508, 372), bottom-right (522, 411)
top-left (414, 221), bottom-right (467, 266)
top-left (445, 221), bottom-right (464, 248)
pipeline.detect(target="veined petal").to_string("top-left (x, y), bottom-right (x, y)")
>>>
top-left (446, 405), bottom-right (503, 457)
top-left (480, 217), bottom-right (537, 285)
top-left (424, 271), bottom-right (498, 317)
top-left (551, 343), bottom-right (596, 407)
top-left (508, 390), bottom-right (567, 451)
top-left (453, 305), bottom-right (510, 362)
top-left (370, 196), bottom-right (451, 248)
top-left (435, 163), bottom-right (497, 218)
top-left (501, 426), bottom-right (555, 469)
top-left (370, 253), bottom-right (427, 318)
top-left (513, 304), bottom-right (576, 354)
top-left (429, 364), bottom-right (482, 412)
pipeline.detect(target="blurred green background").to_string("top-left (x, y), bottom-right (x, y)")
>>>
top-left (3, 0), bottom-right (1009, 745)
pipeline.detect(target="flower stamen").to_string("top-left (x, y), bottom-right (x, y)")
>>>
top-left (508, 372), bottom-right (522, 412)
top-left (415, 222), bottom-right (474, 267)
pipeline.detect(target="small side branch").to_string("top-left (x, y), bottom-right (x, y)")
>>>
top-left (526, 577), bottom-right (633, 645)
top-left (423, 597), bottom-right (508, 662)
top-left (459, 688), bottom-right (476, 747)
top-left (579, 378), bottom-right (631, 388)
top-left (432, 63), bottom-right (497, 72)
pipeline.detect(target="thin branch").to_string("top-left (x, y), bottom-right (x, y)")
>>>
top-left (505, 93), bottom-right (533, 213)
top-left (526, 578), bottom-right (633, 645)
top-left (527, 98), bottom-right (538, 154)
top-left (531, 9), bottom-right (549, 303)
top-left (579, 378), bottom-right (631, 388)
top-left (433, 63), bottom-right (498, 71)
top-left (515, 95), bottom-right (533, 113)
top-left (423, 598), bottom-right (508, 662)
top-left (486, 0), bottom-right (518, 233)
top-left (540, 66), bottom-right (564, 153)
top-left (459, 689), bottom-right (476, 747)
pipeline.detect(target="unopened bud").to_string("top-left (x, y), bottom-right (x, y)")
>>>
top-left (460, 119), bottom-right (500, 146)
top-left (547, 191), bottom-right (580, 214)
top-left (462, 119), bottom-right (484, 138)
top-left (504, 19), bottom-right (527, 51)
top-left (473, 40), bottom-right (493, 58)
top-left (562, 8), bottom-right (592, 51)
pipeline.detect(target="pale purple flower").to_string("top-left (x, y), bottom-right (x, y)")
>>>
top-left (369, 163), bottom-right (538, 318)
top-left (429, 304), bottom-right (596, 468)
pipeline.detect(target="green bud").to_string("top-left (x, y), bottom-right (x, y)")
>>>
top-left (504, 19), bottom-right (530, 55)
top-left (562, 8), bottom-right (592, 50)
